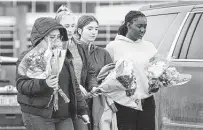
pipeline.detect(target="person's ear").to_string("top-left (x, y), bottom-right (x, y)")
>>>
top-left (127, 22), bottom-right (132, 29)
top-left (78, 28), bottom-right (82, 35)
top-left (44, 36), bottom-right (48, 43)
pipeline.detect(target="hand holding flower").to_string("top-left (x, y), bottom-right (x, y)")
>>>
top-left (45, 75), bottom-right (59, 90)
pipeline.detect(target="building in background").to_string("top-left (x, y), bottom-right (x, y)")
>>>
top-left (0, 0), bottom-right (176, 57)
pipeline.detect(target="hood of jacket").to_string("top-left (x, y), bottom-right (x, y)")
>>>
top-left (114, 35), bottom-right (142, 44)
top-left (30, 17), bottom-right (68, 46)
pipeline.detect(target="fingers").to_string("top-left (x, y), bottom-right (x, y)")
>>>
top-left (50, 79), bottom-right (59, 85)
top-left (80, 115), bottom-right (90, 124)
top-left (46, 75), bottom-right (59, 89)
top-left (79, 85), bottom-right (88, 95)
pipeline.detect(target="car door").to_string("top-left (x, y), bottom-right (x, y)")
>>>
top-left (159, 10), bottom-right (203, 130)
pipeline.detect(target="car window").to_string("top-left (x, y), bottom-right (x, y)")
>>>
top-left (173, 13), bottom-right (203, 59)
top-left (186, 13), bottom-right (203, 59)
top-left (172, 13), bottom-right (196, 59)
top-left (144, 13), bottom-right (178, 48)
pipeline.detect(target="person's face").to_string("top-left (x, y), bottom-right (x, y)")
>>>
top-left (45, 29), bottom-right (62, 49)
top-left (79, 21), bottom-right (98, 43)
top-left (60, 15), bottom-right (76, 39)
top-left (127, 16), bottom-right (147, 40)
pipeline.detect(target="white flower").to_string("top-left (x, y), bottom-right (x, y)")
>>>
top-left (148, 61), bottom-right (167, 78)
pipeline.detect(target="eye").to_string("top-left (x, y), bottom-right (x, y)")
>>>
top-left (95, 28), bottom-right (98, 31)
top-left (88, 28), bottom-right (93, 31)
top-left (136, 25), bottom-right (142, 28)
top-left (57, 35), bottom-right (61, 38)
top-left (65, 25), bottom-right (70, 28)
top-left (136, 24), bottom-right (147, 29)
top-left (49, 36), bottom-right (55, 39)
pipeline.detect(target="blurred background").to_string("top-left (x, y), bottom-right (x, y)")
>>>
top-left (0, 0), bottom-right (200, 58)
top-left (1, 0), bottom-right (203, 130)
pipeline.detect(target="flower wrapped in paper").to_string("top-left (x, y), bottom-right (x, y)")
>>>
top-left (115, 60), bottom-right (136, 97)
top-left (94, 60), bottom-right (146, 111)
top-left (18, 39), bottom-right (70, 111)
top-left (147, 56), bottom-right (192, 94)
top-left (93, 56), bottom-right (192, 111)
top-left (18, 40), bottom-right (52, 78)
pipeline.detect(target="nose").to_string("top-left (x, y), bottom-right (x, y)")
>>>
top-left (92, 30), bottom-right (98, 35)
top-left (140, 27), bottom-right (145, 33)
top-left (66, 28), bottom-right (72, 33)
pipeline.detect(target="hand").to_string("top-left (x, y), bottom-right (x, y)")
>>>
top-left (79, 85), bottom-right (88, 96)
top-left (80, 115), bottom-right (90, 124)
top-left (130, 94), bottom-right (138, 102)
top-left (90, 87), bottom-right (100, 97)
top-left (46, 75), bottom-right (59, 90)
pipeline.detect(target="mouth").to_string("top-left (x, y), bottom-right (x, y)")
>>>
top-left (90, 36), bottom-right (96, 39)
top-left (139, 33), bottom-right (144, 37)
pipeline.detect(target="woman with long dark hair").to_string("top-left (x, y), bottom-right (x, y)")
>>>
top-left (106, 11), bottom-right (158, 130)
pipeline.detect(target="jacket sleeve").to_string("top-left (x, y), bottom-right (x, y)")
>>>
top-left (16, 76), bottom-right (49, 96)
top-left (16, 52), bottom-right (50, 96)
top-left (86, 60), bottom-right (98, 92)
top-left (74, 77), bottom-right (89, 116)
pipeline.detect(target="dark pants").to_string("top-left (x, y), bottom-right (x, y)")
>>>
top-left (72, 118), bottom-right (89, 130)
top-left (116, 96), bottom-right (156, 130)
top-left (22, 112), bottom-right (74, 130)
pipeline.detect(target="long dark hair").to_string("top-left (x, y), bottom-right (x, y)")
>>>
top-left (118, 11), bottom-right (146, 36)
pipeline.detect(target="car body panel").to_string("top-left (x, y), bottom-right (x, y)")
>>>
top-left (140, 3), bottom-right (203, 130)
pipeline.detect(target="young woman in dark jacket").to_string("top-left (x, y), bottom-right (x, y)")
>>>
top-left (16, 17), bottom-right (89, 130)
top-left (77, 15), bottom-right (116, 130)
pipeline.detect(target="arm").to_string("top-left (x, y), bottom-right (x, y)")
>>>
top-left (16, 76), bottom-right (49, 96)
top-left (74, 77), bottom-right (89, 116)
top-left (16, 52), bottom-right (50, 96)
top-left (86, 60), bottom-right (98, 92)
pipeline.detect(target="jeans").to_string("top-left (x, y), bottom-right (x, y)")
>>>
top-left (22, 112), bottom-right (74, 130)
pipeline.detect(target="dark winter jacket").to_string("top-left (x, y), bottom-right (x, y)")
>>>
top-left (16, 17), bottom-right (88, 119)
top-left (81, 42), bottom-right (113, 75)
top-left (71, 38), bottom-right (98, 92)
top-left (79, 41), bottom-right (114, 130)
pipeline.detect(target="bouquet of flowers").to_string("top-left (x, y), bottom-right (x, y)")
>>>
top-left (18, 39), bottom-right (69, 111)
top-left (91, 60), bottom-right (143, 110)
top-left (115, 60), bottom-right (137, 97)
top-left (91, 56), bottom-right (192, 111)
top-left (18, 40), bottom-right (52, 78)
top-left (147, 56), bottom-right (192, 94)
